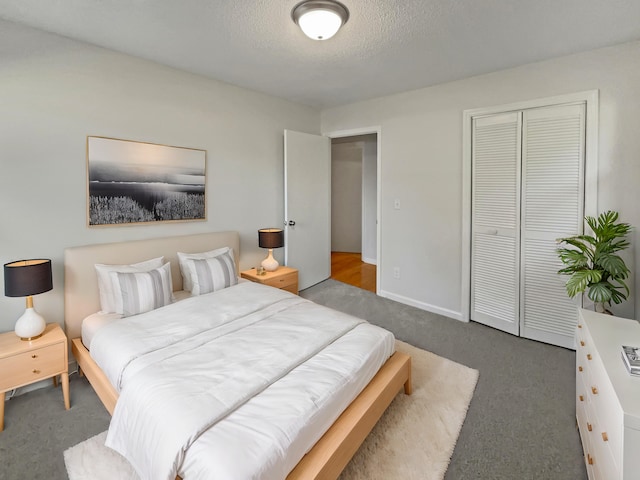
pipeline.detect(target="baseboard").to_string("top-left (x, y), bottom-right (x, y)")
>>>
top-left (379, 290), bottom-right (465, 322)
top-left (362, 257), bottom-right (377, 265)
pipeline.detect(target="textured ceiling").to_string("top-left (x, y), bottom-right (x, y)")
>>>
top-left (1, 1), bottom-right (639, 107)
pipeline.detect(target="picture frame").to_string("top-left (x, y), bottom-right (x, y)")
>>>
top-left (87, 136), bottom-right (206, 226)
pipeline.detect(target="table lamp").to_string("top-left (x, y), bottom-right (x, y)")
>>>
top-left (4, 259), bottom-right (53, 340)
top-left (258, 228), bottom-right (284, 272)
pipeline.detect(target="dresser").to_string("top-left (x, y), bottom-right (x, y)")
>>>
top-left (576, 309), bottom-right (640, 479)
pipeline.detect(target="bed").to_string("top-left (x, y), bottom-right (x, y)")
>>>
top-left (64, 231), bottom-right (412, 480)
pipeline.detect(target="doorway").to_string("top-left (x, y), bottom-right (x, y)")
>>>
top-left (330, 134), bottom-right (377, 293)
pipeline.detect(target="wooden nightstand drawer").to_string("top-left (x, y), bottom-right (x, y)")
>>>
top-left (0, 341), bottom-right (65, 391)
top-left (262, 271), bottom-right (297, 289)
top-left (240, 266), bottom-right (299, 295)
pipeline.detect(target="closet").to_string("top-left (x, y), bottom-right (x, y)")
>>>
top-left (470, 103), bottom-right (586, 349)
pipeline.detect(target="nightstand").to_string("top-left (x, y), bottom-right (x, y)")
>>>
top-left (241, 266), bottom-right (299, 294)
top-left (0, 323), bottom-right (70, 431)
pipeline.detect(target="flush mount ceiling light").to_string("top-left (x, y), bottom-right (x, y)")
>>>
top-left (291, 0), bottom-right (349, 41)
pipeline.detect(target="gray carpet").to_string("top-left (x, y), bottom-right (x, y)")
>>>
top-left (0, 279), bottom-right (586, 480)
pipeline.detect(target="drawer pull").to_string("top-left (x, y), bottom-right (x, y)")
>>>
top-left (32, 369), bottom-right (40, 374)
top-left (580, 341), bottom-right (585, 347)
top-left (578, 324), bottom-right (583, 329)
top-left (602, 432), bottom-right (608, 442)
top-left (578, 366), bottom-right (583, 372)
top-left (587, 422), bottom-right (592, 432)
top-left (31, 354), bottom-right (38, 359)
top-left (587, 354), bottom-right (592, 360)
top-left (579, 395), bottom-right (584, 402)
top-left (591, 386), bottom-right (598, 395)
top-left (587, 454), bottom-right (594, 465)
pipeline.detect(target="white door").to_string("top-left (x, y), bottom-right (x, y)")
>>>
top-left (470, 112), bottom-right (522, 335)
top-left (470, 104), bottom-right (586, 346)
top-left (284, 130), bottom-right (331, 290)
top-left (519, 104), bottom-right (585, 348)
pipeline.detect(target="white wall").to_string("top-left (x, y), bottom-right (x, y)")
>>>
top-left (0, 20), bottom-right (320, 334)
top-left (322, 40), bottom-right (640, 321)
top-left (331, 142), bottom-right (362, 252)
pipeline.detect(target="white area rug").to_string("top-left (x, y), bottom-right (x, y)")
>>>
top-left (64, 340), bottom-right (478, 480)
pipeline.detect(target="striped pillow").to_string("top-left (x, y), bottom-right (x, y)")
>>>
top-left (186, 250), bottom-right (238, 296)
top-left (177, 247), bottom-right (232, 293)
top-left (95, 256), bottom-right (165, 313)
top-left (111, 262), bottom-right (173, 317)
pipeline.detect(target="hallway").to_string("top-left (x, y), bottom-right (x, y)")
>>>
top-left (330, 252), bottom-right (376, 293)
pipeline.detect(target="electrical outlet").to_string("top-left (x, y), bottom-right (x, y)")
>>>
top-left (393, 267), bottom-right (400, 279)
top-left (394, 199), bottom-right (401, 210)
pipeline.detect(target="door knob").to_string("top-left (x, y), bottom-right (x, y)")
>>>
top-left (285, 220), bottom-right (296, 226)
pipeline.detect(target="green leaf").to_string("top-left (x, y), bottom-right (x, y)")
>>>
top-left (557, 248), bottom-right (588, 267)
top-left (557, 236), bottom-right (595, 251)
top-left (566, 270), bottom-right (602, 297)
top-left (609, 288), bottom-right (628, 305)
top-left (587, 282), bottom-right (613, 304)
top-left (596, 254), bottom-right (630, 278)
top-left (609, 277), bottom-right (630, 297)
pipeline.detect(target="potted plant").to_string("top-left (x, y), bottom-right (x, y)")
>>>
top-left (557, 210), bottom-right (632, 314)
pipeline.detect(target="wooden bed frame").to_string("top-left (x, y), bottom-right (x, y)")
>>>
top-left (64, 231), bottom-right (412, 480)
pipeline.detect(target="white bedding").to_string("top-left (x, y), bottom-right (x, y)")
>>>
top-left (89, 281), bottom-right (394, 480)
top-left (81, 290), bottom-right (191, 349)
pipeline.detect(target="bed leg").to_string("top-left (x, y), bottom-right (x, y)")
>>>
top-left (78, 366), bottom-right (84, 377)
top-left (404, 358), bottom-right (412, 395)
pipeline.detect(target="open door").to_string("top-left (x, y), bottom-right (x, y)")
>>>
top-left (284, 130), bottom-right (331, 290)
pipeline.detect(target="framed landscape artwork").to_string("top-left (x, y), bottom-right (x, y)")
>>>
top-left (87, 136), bottom-right (206, 226)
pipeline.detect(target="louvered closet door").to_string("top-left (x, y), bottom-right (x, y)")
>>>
top-left (471, 112), bottom-right (522, 335)
top-left (520, 104), bottom-right (585, 349)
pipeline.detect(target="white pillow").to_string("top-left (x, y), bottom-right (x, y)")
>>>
top-left (110, 262), bottom-right (173, 317)
top-left (95, 256), bottom-right (165, 313)
top-left (184, 250), bottom-right (238, 296)
top-left (177, 247), bottom-right (232, 292)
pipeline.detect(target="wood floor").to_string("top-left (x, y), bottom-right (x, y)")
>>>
top-left (331, 252), bottom-right (376, 293)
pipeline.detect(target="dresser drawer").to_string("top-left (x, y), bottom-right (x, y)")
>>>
top-left (588, 357), bottom-right (623, 468)
top-left (262, 271), bottom-right (298, 289)
top-left (0, 341), bottom-right (66, 391)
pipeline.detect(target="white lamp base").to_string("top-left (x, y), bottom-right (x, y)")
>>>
top-left (261, 249), bottom-right (280, 272)
top-left (15, 307), bottom-right (46, 340)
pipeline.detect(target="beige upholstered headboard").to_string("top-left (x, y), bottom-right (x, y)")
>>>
top-left (64, 231), bottom-right (240, 341)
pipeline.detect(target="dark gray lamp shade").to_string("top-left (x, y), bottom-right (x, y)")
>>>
top-left (258, 228), bottom-right (284, 249)
top-left (4, 259), bottom-right (53, 297)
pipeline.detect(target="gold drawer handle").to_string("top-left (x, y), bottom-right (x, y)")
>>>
top-left (578, 366), bottom-right (583, 372)
top-left (587, 422), bottom-right (593, 432)
top-left (602, 432), bottom-right (608, 442)
top-left (580, 341), bottom-right (585, 347)
top-left (32, 369), bottom-right (40, 374)
top-left (591, 386), bottom-right (598, 395)
top-left (31, 354), bottom-right (38, 359)
top-left (587, 454), bottom-right (594, 465)
top-left (587, 354), bottom-right (592, 360)
top-left (579, 395), bottom-right (584, 402)
top-left (578, 324), bottom-right (583, 329)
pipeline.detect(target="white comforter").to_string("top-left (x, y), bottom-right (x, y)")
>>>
top-left (90, 282), bottom-right (394, 480)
